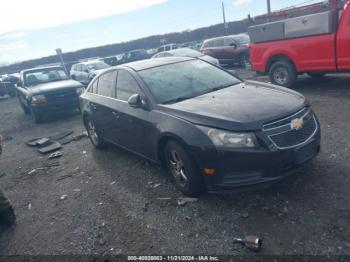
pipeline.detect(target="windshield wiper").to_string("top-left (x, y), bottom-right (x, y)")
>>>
top-left (200, 83), bottom-right (237, 95)
top-left (163, 95), bottom-right (194, 104)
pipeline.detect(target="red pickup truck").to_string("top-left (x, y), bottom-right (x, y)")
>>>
top-left (249, 1), bottom-right (350, 87)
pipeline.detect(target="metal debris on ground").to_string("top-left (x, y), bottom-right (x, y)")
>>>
top-left (110, 181), bottom-right (116, 185)
top-left (60, 195), bottom-right (68, 200)
top-left (57, 174), bottom-right (72, 181)
top-left (233, 235), bottom-right (263, 252)
top-left (48, 151), bottom-right (63, 159)
top-left (38, 142), bottom-right (62, 154)
top-left (49, 130), bottom-right (74, 141)
top-left (153, 183), bottom-right (161, 188)
top-left (177, 197), bottom-right (199, 206)
top-left (157, 197), bottom-right (172, 201)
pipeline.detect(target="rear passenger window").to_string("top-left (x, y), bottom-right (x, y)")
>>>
top-left (97, 71), bottom-right (117, 97)
top-left (203, 41), bottom-right (213, 48)
top-left (116, 70), bottom-right (140, 101)
top-left (213, 38), bottom-right (224, 47)
top-left (224, 38), bottom-right (236, 47)
top-left (89, 78), bottom-right (99, 94)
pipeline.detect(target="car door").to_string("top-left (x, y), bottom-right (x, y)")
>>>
top-left (336, 7), bottom-right (350, 70)
top-left (91, 70), bottom-right (118, 141)
top-left (113, 69), bottom-right (155, 158)
top-left (223, 37), bottom-right (238, 62)
top-left (211, 38), bottom-right (225, 61)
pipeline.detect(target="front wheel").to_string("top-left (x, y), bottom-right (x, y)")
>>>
top-left (269, 60), bottom-right (297, 88)
top-left (32, 111), bottom-right (43, 124)
top-left (18, 97), bottom-right (31, 115)
top-left (85, 116), bottom-right (106, 149)
top-left (164, 141), bottom-right (205, 197)
top-left (7, 87), bottom-right (16, 97)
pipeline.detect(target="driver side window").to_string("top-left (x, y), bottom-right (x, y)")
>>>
top-left (116, 70), bottom-right (141, 102)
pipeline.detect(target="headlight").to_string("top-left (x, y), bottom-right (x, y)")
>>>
top-left (31, 94), bottom-right (47, 104)
top-left (76, 87), bottom-right (85, 96)
top-left (198, 126), bottom-right (257, 148)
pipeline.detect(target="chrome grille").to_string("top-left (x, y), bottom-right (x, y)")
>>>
top-left (263, 108), bottom-right (318, 149)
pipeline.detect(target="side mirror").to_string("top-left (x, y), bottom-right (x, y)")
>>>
top-left (128, 94), bottom-right (146, 109)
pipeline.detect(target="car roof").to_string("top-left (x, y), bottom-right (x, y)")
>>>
top-left (21, 65), bottom-right (64, 74)
top-left (121, 57), bottom-right (194, 71)
top-left (204, 34), bottom-right (248, 43)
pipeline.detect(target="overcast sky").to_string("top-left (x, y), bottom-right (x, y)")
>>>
top-left (0, 0), bottom-right (320, 64)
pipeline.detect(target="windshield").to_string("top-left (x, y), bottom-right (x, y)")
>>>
top-left (24, 68), bottom-right (69, 86)
top-left (87, 62), bottom-right (109, 70)
top-left (139, 60), bottom-right (241, 104)
top-left (233, 35), bottom-right (250, 45)
top-left (169, 48), bottom-right (203, 58)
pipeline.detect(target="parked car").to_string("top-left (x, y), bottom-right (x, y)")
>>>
top-left (152, 48), bottom-right (220, 66)
top-left (99, 56), bottom-right (119, 66)
top-left (0, 79), bottom-right (17, 97)
top-left (248, 1), bottom-right (350, 87)
top-left (157, 43), bottom-right (178, 53)
top-left (201, 34), bottom-right (250, 67)
top-left (17, 66), bottom-right (85, 123)
top-left (80, 57), bottom-right (320, 196)
top-left (119, 49), bottom-right (150, 64)
top-left (70, 60), bottom-right (110, 85)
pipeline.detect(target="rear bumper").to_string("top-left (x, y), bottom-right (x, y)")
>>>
top-left (195, 129), bottom-right (321, 193)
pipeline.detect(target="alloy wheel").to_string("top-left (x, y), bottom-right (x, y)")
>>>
top-left (87, 119), bottom-right (99, 146)
top-left (168, 149), bottom-right (189, 188)
top-left (273, 67), bottom-right (289, 86)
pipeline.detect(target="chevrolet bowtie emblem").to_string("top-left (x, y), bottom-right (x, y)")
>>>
top-left (291, 118), bottom-right (304, 130)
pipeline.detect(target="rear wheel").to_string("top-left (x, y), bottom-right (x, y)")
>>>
top-left (164, 141), bottom-right (205, 197)
top-left (239, 53), bottom-right (250, 68)
top-left (269, 60), bottom-right (297, 88)
top-left (85, 116), bottom-right (106, 149)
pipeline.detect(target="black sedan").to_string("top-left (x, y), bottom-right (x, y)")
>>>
top-left (17, 66), bottom-right (85, 123)
top-left (80, 57), bottom-right (321, 196)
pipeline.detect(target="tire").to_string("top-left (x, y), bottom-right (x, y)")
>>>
top-left (307, 72), bottom-right (326, 78)
top-left (0, 207), bottom-right (16, 226)
top-left (239, 53), bottom-right (250, 68)
top-left (7, 88), bottom-right (16, 97)
top-left (164, 141), bottom-right (205, 197)
top-left (32, 111), bottom-right (43, 124)
top-left (269, 60), bottom-right (297, 88)
top-left (18, 97), bottom-right (31, 115)
top-left (84, 116), bottom-right (106, 149)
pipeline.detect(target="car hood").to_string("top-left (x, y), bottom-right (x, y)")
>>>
top-left (28, 79), bottom-right (83, 95)
top-left (158, 81), bottom-right (307, 131)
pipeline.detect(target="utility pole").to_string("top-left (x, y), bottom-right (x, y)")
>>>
top-left (267, 0), bottom-right (271, 14)
top-left (267, 0), bottom-right (271, 21)
top-left (222, 2), bottom-right (228, 35)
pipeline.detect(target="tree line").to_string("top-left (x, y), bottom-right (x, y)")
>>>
top-left (0, 19), bottom-right (249, 74)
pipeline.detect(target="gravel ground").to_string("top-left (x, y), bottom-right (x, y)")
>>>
top-left (0, 69), bottom-right (349, 256)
